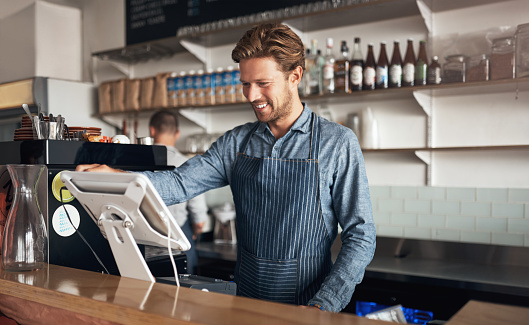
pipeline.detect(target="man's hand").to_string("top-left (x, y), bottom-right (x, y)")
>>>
top-left (192, 222), bottom-right (206, 240)
top-left (75, 164), bottom-right (125, 173)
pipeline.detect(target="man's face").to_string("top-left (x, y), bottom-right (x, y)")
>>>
top-left (239, 57), bottom-right (294, 124)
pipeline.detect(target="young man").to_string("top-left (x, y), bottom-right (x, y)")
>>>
top-left (77, 23), bottom-right (375, 312)
top-left (148, 110), bottom-right (208, 274)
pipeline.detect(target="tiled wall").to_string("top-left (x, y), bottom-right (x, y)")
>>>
top-left (370, 186), bottom-right (529, 247)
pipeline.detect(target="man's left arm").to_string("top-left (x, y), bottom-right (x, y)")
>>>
top-left (308, 131), bottom-right (376, 312)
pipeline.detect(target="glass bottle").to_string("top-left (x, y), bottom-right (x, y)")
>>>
top-left (334, 40), bottom-right (350, 93)
top-left (363, 43), bottom-right (376, 90)
top-left (316, 49), bottom-right (325, 95)
top-left (301, 48), bottom-right (312, 96)
top-left (402, 38), bottom-right (416, 86)
top-left (323, 38), bottom-right (336, 94)
top-left (415, 40), bottom-right (428, 85)
top-left (2, 165), bottom-right (47, 272)
top-left (376, 41), bottom-right (389, 89)
top-left (306, 43), bottom-right (320, 95)
top-left (349, 37), bottom-right (364, 91)
top-left (427, 56), bottom-right (442, 85)
top-left (389, 40), bottom-right (402, 88)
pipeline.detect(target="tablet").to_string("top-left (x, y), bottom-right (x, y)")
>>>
top-left (60, 171), bottom-right (191, 252)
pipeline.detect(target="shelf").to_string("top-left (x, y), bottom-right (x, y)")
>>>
top-left (362, 145), bottom-right (529, 153)
top-left (94, 77), bottom-right (529, 118)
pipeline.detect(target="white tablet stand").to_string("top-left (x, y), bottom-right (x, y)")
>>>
top-left (60, 171), bottom-right (191, 283)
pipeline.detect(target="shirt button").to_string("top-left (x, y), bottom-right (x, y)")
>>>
top-left (274, 146), bottom-right (279, 150)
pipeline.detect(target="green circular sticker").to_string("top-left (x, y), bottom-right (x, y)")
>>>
top-left (52, 171), bottom-right (75, 203)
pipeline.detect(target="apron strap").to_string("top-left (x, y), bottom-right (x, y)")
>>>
top-left (309, 113), bottom-right (320, 160)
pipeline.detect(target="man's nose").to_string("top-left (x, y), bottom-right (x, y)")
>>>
top-left (245, 85), bottom-right (261, 102)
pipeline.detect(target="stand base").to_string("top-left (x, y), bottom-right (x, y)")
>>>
top-left (157, 274), bottom-right (236, 295)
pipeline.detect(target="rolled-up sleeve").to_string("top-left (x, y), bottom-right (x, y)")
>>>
top-left (308, 127), bottom-right (376, 312)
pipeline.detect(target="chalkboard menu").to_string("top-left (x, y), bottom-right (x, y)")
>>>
top-left (126, 0), bottom-right (317, 45)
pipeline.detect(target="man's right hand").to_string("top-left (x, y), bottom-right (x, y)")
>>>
top-left (75, 164), bottom-right (125, 173)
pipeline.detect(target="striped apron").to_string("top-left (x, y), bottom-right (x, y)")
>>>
top-left (231, 113), bottom-right (332, 305)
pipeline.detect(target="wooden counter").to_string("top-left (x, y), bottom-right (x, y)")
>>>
top-left (0, 264), bottom-right (388, 325)
top-left (0, 264), bottom-right (527, 325)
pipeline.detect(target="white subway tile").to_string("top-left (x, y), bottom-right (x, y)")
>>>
top-left (404, 227), bottom-right (432, 240)
top-left (526, 204), bottom-right (529, 218)
top-left (509, 189), bottom-right (529, 202)
top-left (508, 218), bottom-right (529, 234)
top-left (525, 234), bottom-right (529, 247)
top-left (460, 201), bottom-right (491, 217)
top-left (378, 199), bottom-right (404, 213)
top-left (460, 231), bottom-right (491, 244)
top-left (492, 203), bottom-right (524, 218)
top-left (447, 187), bottom-right (476, 201)
top-left (492, 233), bottom-right (524, 246)
top-left (404, 199), bottom-right (431, 214)
top-left (377, 225), bottom-right (403, 237)
top-left (418, 214), bottom-right (445, 228)
top-left (477, 188), bottom-right (508, 202)
top-left (391, 186), bottom-right (417, 199)
top-left (446, 215), bottom-right (475, 230)
top-left (432, 201), bottom-right (460, 215)
top-left (370, 186), bottom-right (390, 199)
top-left (391, 213), bottom-right (417, 226)
top-left (476, 217), bottom-right (508, 232)
top-left (370, 198), bottom-right (378, 211)
top-left (373, 212), bottom-right (391, 225)
top-left (418, 187), bottom-right (446, 200)
top-left (432, 229), bottom-right (460, 242)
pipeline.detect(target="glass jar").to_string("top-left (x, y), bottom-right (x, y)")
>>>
top-left (515, 23), bottom-right (529, 78)
top-left (490, 37), bottom-right (515, 80)
top-left (465, 54), bottom-right (489, 82)
top-left (443, 55), bottom-right (467, 83)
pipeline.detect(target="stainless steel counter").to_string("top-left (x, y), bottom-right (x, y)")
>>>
top-left (196, 237), bottom-right (529, 299)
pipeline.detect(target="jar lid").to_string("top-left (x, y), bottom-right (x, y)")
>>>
top-left (492, 37), bottom-right (514, 46)
top-left (445, 54), bottom-right (467, 62)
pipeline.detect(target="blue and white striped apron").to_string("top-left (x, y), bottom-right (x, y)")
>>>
top-left (231, 113), bottom-right (332, 305)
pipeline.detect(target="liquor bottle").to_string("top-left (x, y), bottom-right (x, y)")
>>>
top-left (316, 49), bottom-right (325, 94)
top-left (427, 56), bottom-right (442, 85)
top-left (349, 37), bottom-right (364, 91)
top-left (402, 38), bottom-right (416, 86)
top-left (323, 38), bottom-right (335, 94)
top-left (363, 43), bottom-right (376, 90)
top-left (389, 40), bottom-right (402, 88)
top-left (301, 48), bottom-right (312, 96)
top-left (308, 39), bottom-right (322, 95)
top-left (376, 41), bottom-right (389, 89)
top-left (334, 40), bottom-right (350, 93)
top-left (415, 40), bottom-right (428, 85)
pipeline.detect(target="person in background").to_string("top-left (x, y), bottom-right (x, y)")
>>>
top-left (149, 110), bottom-right (208, 274)
top-left (76, 23), bottom-right (375, 312)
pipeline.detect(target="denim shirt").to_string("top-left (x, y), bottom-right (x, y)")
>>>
top-left (141, 104), bottom-right (376, 312)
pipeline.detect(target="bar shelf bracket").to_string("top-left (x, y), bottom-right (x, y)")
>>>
top-left (179, 39), bottom-right (208, 65)
top-left (179, 108), bottom-right (209, 131)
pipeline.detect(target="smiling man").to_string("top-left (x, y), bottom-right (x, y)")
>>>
top-left (76, 23), bottom-right (375, 313)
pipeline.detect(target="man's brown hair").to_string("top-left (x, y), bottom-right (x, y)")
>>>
top-left (231, 23), bottom-right (305, 74)
top-left (149, 110), bottom-right (179, 135)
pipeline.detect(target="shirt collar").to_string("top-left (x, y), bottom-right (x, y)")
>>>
top-left (256, 103), bottom-right (313, 134)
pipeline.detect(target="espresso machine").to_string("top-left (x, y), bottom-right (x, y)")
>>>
top-left (0, 140), bottom-right (183, 275)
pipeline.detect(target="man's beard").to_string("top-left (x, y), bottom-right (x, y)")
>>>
top-left (254, 88), bottom-right (293, 123)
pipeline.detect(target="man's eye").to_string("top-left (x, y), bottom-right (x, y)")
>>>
top-left (242, 83), bottom-right (250, 88)
top-left (258, 82), bottom-right (270, 87)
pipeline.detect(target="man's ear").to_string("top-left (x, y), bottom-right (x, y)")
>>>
top-left (149, 126), bottom-right (156, 138)
top-left (290, 65), bottom-right (303, 90)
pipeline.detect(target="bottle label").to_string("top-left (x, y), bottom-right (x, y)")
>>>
top-left (390, 65), bottom-right (402, 84)
top-left (427, 67), bottom-right (442, 84)
top-left (364, 67), bottom-right (376, 86)
top-left (403, 63), bottom-right (415, 83)
top-left (350, 65), bottom-right (363, 85)
top-left (376, 66), bottom-right (388, 85)
top-left (323, 64), bottom-right (334, 79)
